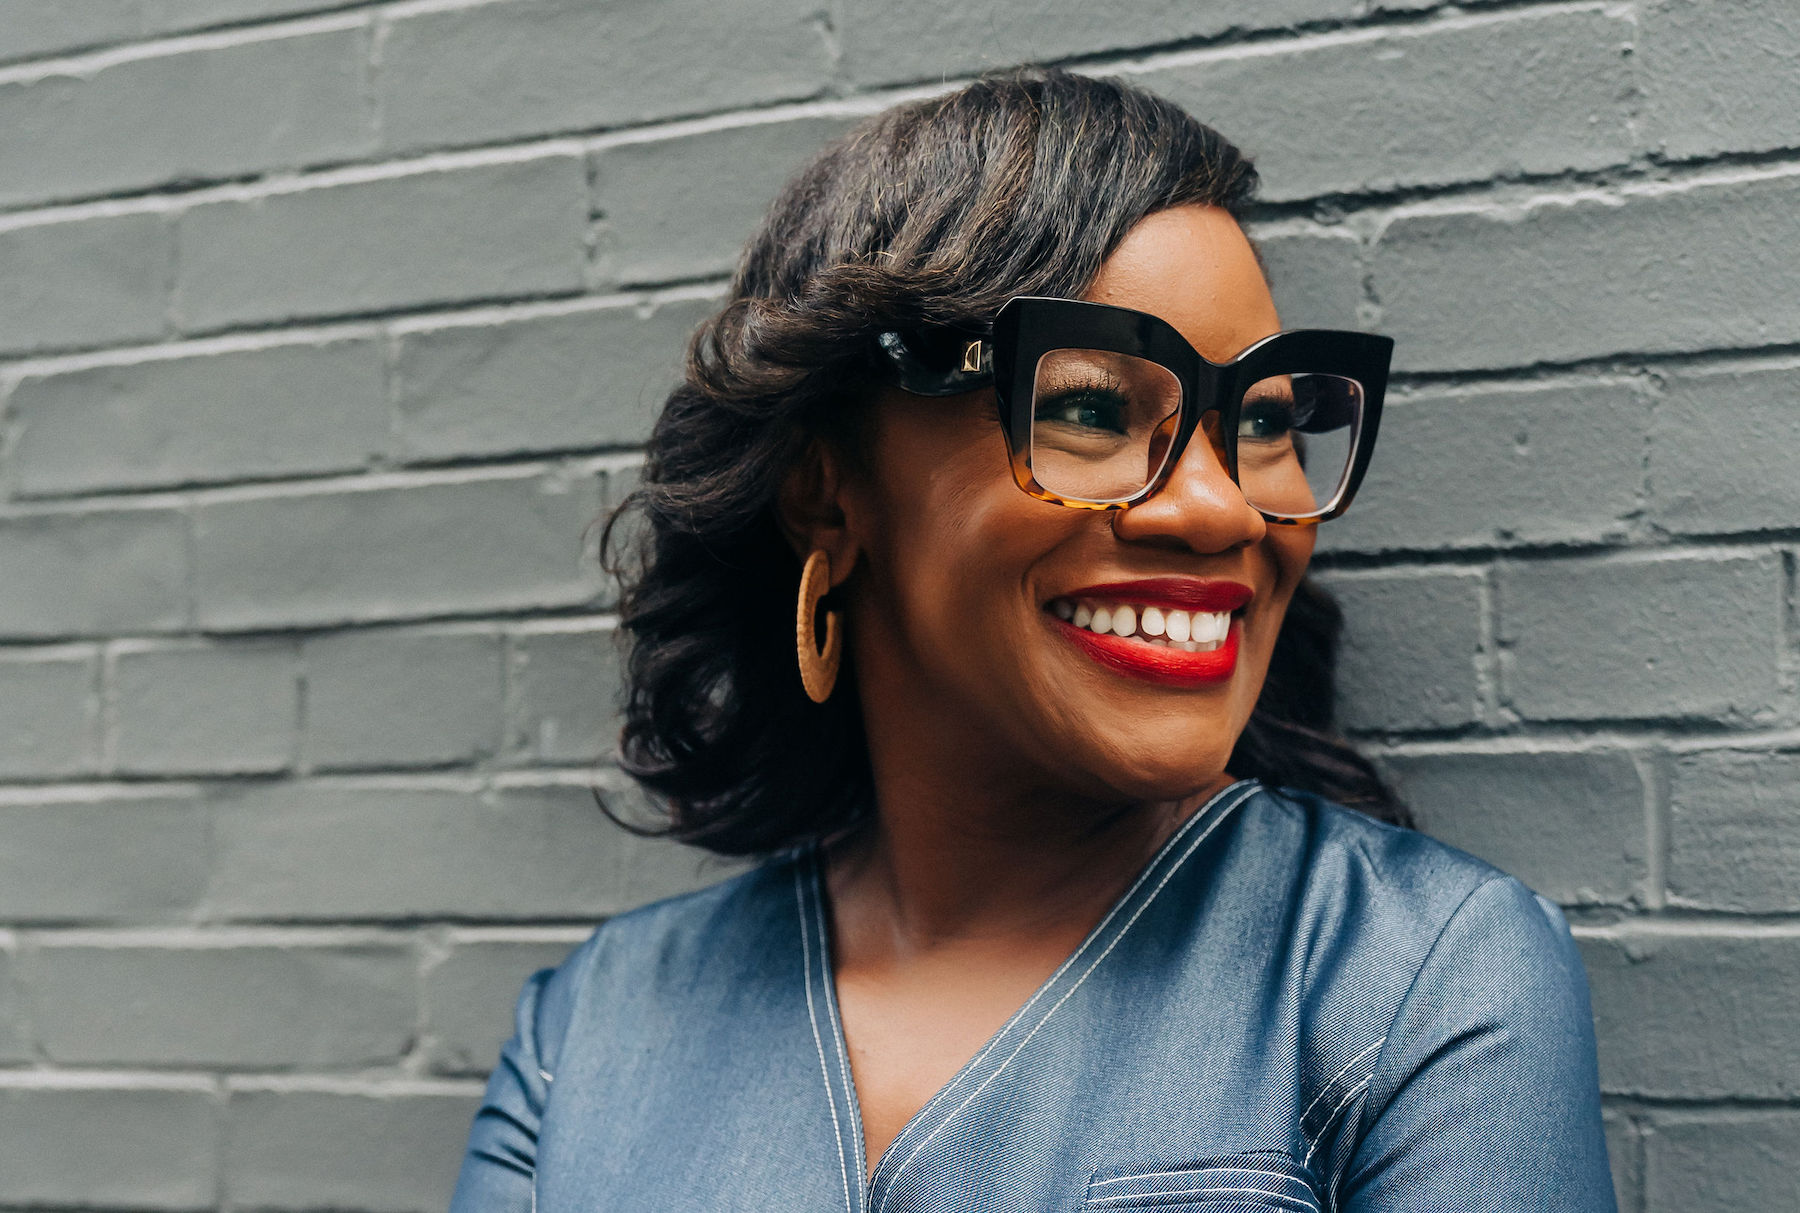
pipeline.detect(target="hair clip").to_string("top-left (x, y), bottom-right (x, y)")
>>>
top-left (876, 329), bottom-right (994, 397)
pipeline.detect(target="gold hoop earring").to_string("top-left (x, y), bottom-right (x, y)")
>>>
top-left (796, 549), bottom-right (842, 704)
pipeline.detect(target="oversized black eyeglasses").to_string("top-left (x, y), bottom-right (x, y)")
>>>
top-left (877, 296), bottom-right (1391, 525)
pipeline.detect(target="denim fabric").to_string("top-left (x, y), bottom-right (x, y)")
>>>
top-left (450, 780), bottom-right (1615, 1211)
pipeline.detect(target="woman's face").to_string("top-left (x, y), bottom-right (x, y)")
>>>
top-left (834, 205), bottom-right (1313, 805)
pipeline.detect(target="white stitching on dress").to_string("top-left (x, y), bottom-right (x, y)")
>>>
top-left (1086, 1186), bottom-right (1318, 1212)
top-left (1296, 1037), bottom-right (1383, 1130)
top-left (1302, 1076), bottom-right (1372, 1169)
top-left (1089, 1166), bottom-right (1310, 1189)
top-left (811, 867), bottom-right (868, 1197)
top-left (877, 784), bottom-right (1259, 1208)
top-left (870, 781), bottom-right (1258, 1187)
top-left (797, 868), bottom-right (856, 1213)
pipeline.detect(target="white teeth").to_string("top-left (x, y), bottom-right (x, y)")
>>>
top-left (1054, 597), bottom-right (1237, 651)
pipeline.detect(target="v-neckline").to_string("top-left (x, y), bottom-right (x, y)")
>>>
top-left (794, 778), bottom-right (1260, 1213)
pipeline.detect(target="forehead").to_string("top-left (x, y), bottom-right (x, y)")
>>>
top-left (1080, 205), bottom-right (1280, 363)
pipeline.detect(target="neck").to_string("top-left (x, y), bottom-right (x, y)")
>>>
top-left (825, 700), bottom-right (1233, 959)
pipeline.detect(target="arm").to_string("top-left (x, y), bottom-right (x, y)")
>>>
top-left (1341, 877), bottom-right (1615, 1211)
top-left (447, 963), bottom-right (568, 1212)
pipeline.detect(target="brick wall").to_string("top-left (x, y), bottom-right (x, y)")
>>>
top-left (0, 2), bottom-right (1793, 1208)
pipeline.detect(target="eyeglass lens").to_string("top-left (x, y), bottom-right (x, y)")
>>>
top-left (1028, 348), bottom-right (1363, 517)
top-left (1028, 349), bottom-right (1181, 505)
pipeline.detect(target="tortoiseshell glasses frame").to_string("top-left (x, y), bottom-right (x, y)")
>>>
top-left (877, 296), bottom-right (1393, 526)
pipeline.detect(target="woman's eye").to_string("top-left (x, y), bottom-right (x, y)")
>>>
top-left (1238, 396), bottom-right (1296, 441)
top-left (1034, 390), bottom-right (1130, 435)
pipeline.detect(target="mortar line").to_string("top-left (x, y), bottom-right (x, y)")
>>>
top-left (2, 4), bottom-right (1800, 223)
top-left (1640, 749), bottom-right (1669, 911)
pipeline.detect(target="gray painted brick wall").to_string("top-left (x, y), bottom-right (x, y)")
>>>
top-left (0, 2), bottom-right (1793, 1208)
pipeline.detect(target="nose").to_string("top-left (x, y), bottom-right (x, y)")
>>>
top-left (1109, 416), bottom-right (1267, 553)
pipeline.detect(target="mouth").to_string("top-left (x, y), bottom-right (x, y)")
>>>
top-left (1044, 579), bottom-right (1252, 686)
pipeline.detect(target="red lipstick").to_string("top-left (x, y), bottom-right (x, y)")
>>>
top-left (1055, 616), bottom-right (1241, 685)
top-left (1049, 579), bottom-right (1252, 687)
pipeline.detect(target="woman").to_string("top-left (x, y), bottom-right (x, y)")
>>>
top-left (451, 69), bottom-right (1613, 1211)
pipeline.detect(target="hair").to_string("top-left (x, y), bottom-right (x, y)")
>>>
top-left (602, 67), bottom-right (1410, 857)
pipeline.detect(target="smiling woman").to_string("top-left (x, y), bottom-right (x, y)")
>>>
top-left (449, 68), bottom-right (1614, 1211)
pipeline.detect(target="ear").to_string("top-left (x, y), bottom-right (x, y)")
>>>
top-left (775, 438), bottom-right (862, 590)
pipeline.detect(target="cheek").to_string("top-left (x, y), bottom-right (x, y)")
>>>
top-left (875, 470), bottom-right (1068, 647)
top-left (1237, 525), bottom-right (1316, 689)
top-left (1266, 525), bottom-right (1317, 596)
top-left (850, 403), bottom-right (1061, 651)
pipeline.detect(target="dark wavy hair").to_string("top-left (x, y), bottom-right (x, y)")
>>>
top-left (602, 67), bottom-right (1409, 856)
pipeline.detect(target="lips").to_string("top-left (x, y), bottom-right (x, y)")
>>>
top-left (1060, 578), bottom-right (1253, 613)
top-left (1054, 614), bottom-right (1241, 684)
top-left (1047, 578), bottom-right (1252, 686)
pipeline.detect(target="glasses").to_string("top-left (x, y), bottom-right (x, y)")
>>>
top-left (877, 296), bottom-right (1391, 525)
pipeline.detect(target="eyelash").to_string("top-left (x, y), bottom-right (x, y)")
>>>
top-left (1039, 370), bottom-right (1129, 397)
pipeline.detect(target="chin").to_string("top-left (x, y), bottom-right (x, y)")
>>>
top-left (1080, 738), bottom-right (1240, 804)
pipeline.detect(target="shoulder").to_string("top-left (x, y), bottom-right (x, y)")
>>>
top-left (513, 854), bottom-right (803, 1072)
top-left (1246, 782), bottom-right (1594, 1052)
top-left (1226, 786), bottom-right (1599, 1179)
top-left (1246, 805), bottom-right (1617, 1204)
top-left (1242, 782), bottom-right (1566, 950)
top-left (590, 853), bottom-right (800, 953)
top-left (1249, 782), bottom-right (1499, 889)
top-left (560, 851), bottom-right (801, 984)
top-left (1333, 821), bottom-right (1604, 1188)
top-left (1231, 783), bottom-right (1585, 1048)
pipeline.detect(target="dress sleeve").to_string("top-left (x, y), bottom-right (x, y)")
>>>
top-left (447, 964), bottom-right (566, 1212)
top-left (1340, 876), bottom-right (1616, 1211)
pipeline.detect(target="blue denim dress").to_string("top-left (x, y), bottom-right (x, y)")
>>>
top-left (451, 780), bottom-right (1615, 1211)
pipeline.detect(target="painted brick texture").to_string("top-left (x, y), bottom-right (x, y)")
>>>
top-left (0, 3), bottom-right (1791, 1210)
